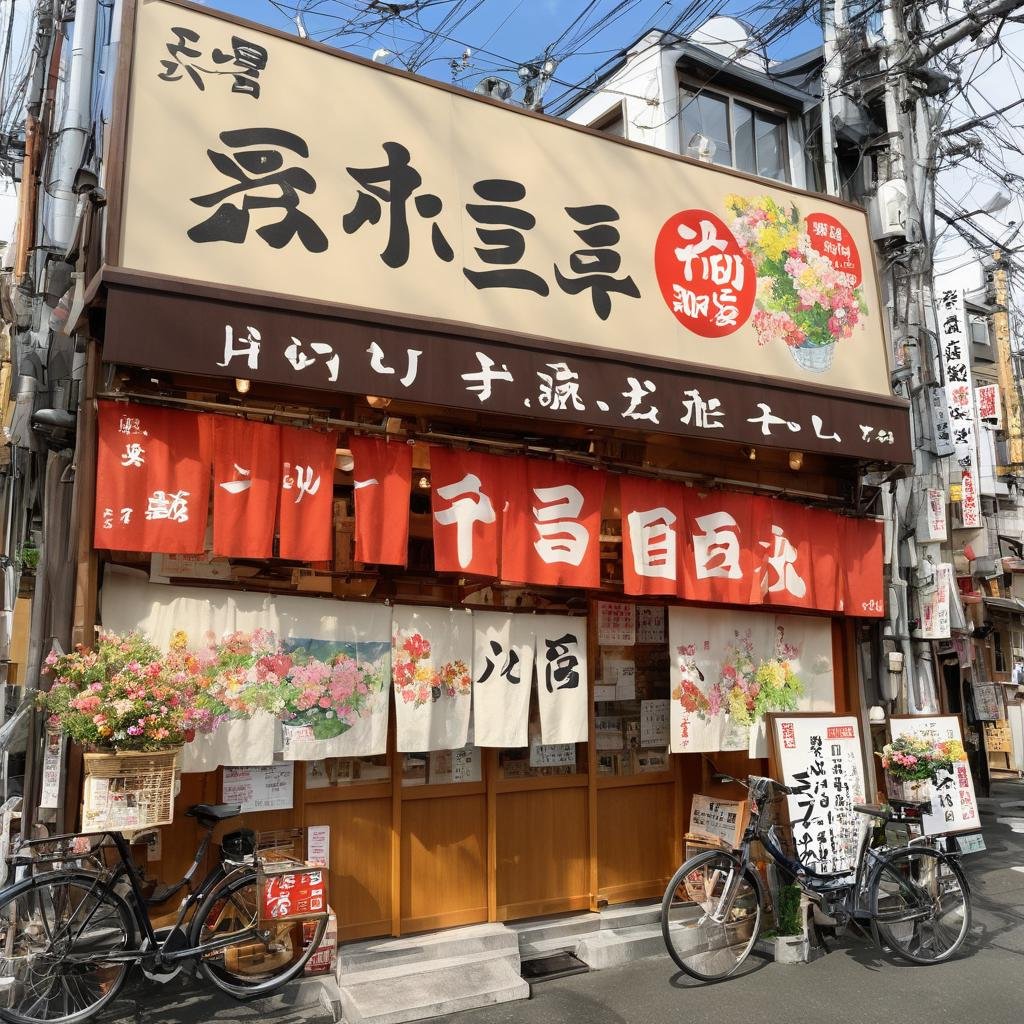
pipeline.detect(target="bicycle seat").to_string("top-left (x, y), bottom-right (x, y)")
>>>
top-left (854, 803), bottom-right (890, 820)
top-left (187, 803), bottom-right (242, 827)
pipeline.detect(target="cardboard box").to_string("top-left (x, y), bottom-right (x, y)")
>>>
top-left (303, 907), bottom-right (337, 976)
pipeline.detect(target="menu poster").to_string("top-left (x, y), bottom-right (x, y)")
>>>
top-left (984, 719), bottom-right (1011, 754)
top-left (222, 763), bottom-right (295, 813)
top-left (770, 714), bottom-right (866, 873)
top-left (636, 606), bottom-right (666, 644)
top-left (640, 700), bottom-right (670, 747)
top-left (596, 716), bottom-right (624, 751)
top-left (890, 716), bottom-right (979, 835)
top-left (598, 602), bottom-right (636, 646)
top-left (972, 682), bottom-right (1001, 722)
top-left (39, 730), bottom-right (66, 810)
top-left (689, 795), bottom-right (748, 848)
top-left (605, 658), bottom-right (637, 700)
top-left (529, 736), bottom-right (576, 768)
top-left (307, 824), bottom-right (330, 867)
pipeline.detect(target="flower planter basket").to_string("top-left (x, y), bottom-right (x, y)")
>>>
top-left (884, 773), bottom-right (931, 806)
top-left (789, 342), bottom-right (836, 373)
top-left (81, 748), bottom-right (180, 832)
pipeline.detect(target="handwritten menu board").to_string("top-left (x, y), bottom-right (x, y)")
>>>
top-left (972, 682), bottom-right (1001, 722)
top-left (770, 715), bottom-right (866, 873)
top-left (222, 763), bottom-right (295, 813)
top-left (689, 795), bottom-right (747, 848)
top-left (890, 717), bottom-right (979, 835)
top-left (598, 602), bottom-right (636, 646)
top-left (984, 719), bottom-right (1012, 754)
top-left (636, 606), bottom-right (666, 644)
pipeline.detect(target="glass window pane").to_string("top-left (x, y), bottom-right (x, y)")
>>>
top-left (732, 102), bottom-right (755, 174)
top-left (754, 109), bottom-right (788, 181)
top-left (681, 90), bottom-right (731, 167)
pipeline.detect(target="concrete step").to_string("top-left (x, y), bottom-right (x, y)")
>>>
top-left (338, 923), bottom-right (516, 972)
top-left (575, 922), bottom-right (667, 970)
top-left (596, 902), bottom-right (661, 929)
top-left (336, 947), bottom-right (528, 1024)
top-left (518, 933), bottom-right (595, 960)
top-left (506, 911), bottom-right (601, 946)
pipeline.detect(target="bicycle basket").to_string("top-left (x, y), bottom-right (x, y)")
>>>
top-left (256, 860), bottom-right (329, 924)
top-left (81, 749), bottom-right (179, 831)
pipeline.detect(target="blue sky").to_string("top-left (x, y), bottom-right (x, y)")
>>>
top-left (205, 1), bottom-right (823, 109)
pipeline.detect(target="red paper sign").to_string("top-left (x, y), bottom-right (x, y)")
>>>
top-left (278, 427), bottom-right (336, 562)
top-left (94, 401), bottom-right (211, 554)
top-left (827, 726), bottom-right (856, 739)
top-left (654, 210), bottom-right (755, 338)
top-left (429, 447), bottom-right (506, 576)
top-left (501, 459), bottom-right (606, 588)
top-left (805, 212), bottom-right (862, 287)
top-left (212, 418), bottom-right (281, 558)
top-left (349, 436), bottom-right (412, 565)
top-left (261, 868), bottom-right (326, 920)
top-left (619, 475), bottom-right (686, 597)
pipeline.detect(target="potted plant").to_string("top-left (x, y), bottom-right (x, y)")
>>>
top-left (40, 631), bottom-right (188, 829)
top-left (773, 883), bottom-right (807, 964)
top-left (877, 735), bottom-right (957, 804)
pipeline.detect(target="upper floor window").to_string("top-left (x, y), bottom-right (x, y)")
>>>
top-left (590, 103), bottom-right (626, 139)
top-left (680, 85), bottom-right (790, 183)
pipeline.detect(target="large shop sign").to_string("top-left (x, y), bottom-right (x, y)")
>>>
top-left (99, 0), bottom-right (910, 463)
top-left (95, 401), bottom-right (883, 618)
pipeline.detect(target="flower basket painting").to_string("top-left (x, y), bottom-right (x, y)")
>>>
top-left (725, 195), bottom-right (868, 373)
top-left (392, 607), bottom-right (473, 752)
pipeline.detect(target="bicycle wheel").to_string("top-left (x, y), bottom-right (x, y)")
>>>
top-left (870, 847), bottom-right (971, 964)
top-left (661, 851), bottom-right (763, 982)
top-left (189, 871), bottom-right (328, 999)
top-left (0, 871), bottom-right (136, 1024)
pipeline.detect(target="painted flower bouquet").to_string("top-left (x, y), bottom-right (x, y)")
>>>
top-left (393, 631), bottom-right (471, 708)
top-left (879, 736), bottom-right (959, 782)
top-left (280, 650), bottom-right (384, 739)
top-left (725, 194), bottom-right (867, 372)
top-left (40, 631), bottom-right (188, 752)
top-left (672, 644), bottom-right (723, 723)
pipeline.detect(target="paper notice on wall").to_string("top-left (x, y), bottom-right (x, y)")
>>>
top-left (926, 488), bottom-right (947, 541)
top-left (529, 734), bottom-right (576, 768)
top-left (636, 606), bottom-right (666, 644)
top-left (597, 601), bottom-right (635, 646)
top-left (594, 683), bottom-right (617, 702)
top-left (222, 763), bottom-right (294, 813)
top-left (640, 700), bottom-right (670, 747)
top-left (595, 716), bottom-right (623, 751)
top-left (39, 731), bottom-right (65, 810)
top-left (307, 825), bottom-right (330, 867)
top-left (605, 659), bottom-right (636, 700)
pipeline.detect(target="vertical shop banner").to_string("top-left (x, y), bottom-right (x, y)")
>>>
top-left (350, 436), bottom-right (413, 565)
top-left (839, 517), bottom-right (885, 617)
top-left (748, 615), bottom-right (836, 756)
top-left (533, 615), bottom-right (588, 744)
top-left (471, 611), bottom-right (535, 748)
top-left (771, 714), bottom-right (866, 873)
top-left (668, 607), bottom-right (773, 753)
top-left (926, 487), bottom-right (947, 541)
top-left (619, 476), bottom-right (686, 597)
top-left (890, 717), bottom-right (978, 834)
top-left (212, 418), bottom-right (281, 558)
top-left (919, 563), bottom-right (953, 640)
top-left (976, 383), bottom-right (1001, 427)
top-left (278, 427), bottom-right (337, 561)
top-left (278, 600), bottom-right (392, 761)
top-left (754, 500), bottom-right (834, 611)
top-left (502, 460), bottom-right (606, 588)
top-left (678, 490), bottom-right (759, 606)
top-left (392, 606), bottom-right (473, 751)
top-left (936, 287), bottom-right (981, 528)
top-left (430, 447), bottom-right (505, 576)
top-left (95, 401), bottom-right (211, 553)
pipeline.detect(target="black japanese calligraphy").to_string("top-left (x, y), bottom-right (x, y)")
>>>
top-left (464, 179), bottom-right (548, 294)
top-left (159, 27), bottom-right (267, 98)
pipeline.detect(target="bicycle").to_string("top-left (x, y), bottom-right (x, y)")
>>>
top-left (0, 803), bottom-right (329, 1024)
top-left (661, 774), bottom-right (972, 982)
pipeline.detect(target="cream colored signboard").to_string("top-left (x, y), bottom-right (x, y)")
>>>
top-left (119, 0), bottom-right (892, 399)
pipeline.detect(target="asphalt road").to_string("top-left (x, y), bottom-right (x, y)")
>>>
top-left (438, 778), bottom-right (1024, 1024)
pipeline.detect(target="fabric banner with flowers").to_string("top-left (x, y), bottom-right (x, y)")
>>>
top-left (533, 615), bottom-right (588, 745)
top-left (471, 611), bottom-right (535, 748)
top-left (668, 607), bottom-right (835, 754)
top-left (392, 605), bottom-right (473, 752)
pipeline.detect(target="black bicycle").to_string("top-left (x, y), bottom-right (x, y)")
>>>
top-left (0, 803), bottom-right (329, 1024)
top-left (662, 774), bottom-right (973, 981)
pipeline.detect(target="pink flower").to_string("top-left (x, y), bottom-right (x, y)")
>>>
top-left (401, 689), bottom-right (415, 704)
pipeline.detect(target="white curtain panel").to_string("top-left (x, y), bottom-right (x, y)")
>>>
top-left (392, 605), bottom-right (474, 752)
top-left (100, 568), bottom-right (392, 767)
top-left (668, 607), bottom-right (773, 754)
top-left (471, 611), bottom-right (535, 748)
top-left (533, 615), bottom-right (588, 745)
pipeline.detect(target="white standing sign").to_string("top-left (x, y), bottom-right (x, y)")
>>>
top-left (890, 717), bottom-right (979, 835)
top-left (771, 715), bottom-right (866, 873)
top-left (307, 825), bottom-right (330, 866)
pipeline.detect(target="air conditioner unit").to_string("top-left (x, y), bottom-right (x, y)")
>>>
top-left (869, 179), bottom-right (908, 240)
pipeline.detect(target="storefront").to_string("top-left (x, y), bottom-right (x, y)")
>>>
top-left (62, 0), bottom-right (911, 942)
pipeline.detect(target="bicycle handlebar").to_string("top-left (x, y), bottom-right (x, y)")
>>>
top-left (712, 772), bottom-right (795, 796)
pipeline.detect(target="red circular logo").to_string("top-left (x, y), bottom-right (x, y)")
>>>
top-left (805, 213), bottom-right (862, 287)
top-left (654, 210), bottom-right (755, 338)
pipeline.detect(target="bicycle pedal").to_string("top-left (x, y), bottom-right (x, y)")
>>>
top-left (140, 965), bottom-right (183, 985)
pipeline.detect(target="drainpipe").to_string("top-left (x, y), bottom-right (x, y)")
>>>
top-left (48, 0), bottom-right (98, 252)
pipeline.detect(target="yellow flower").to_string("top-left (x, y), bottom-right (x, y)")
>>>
top-left (414, 664), bottom-right (433, 683)
top-left (725, 193), bottom-right (749, 214)
top-left (170, 630), bottom-right (188, 651)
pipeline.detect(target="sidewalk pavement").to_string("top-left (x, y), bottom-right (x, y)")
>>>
top-left (97, 778), bottom-right (1024, 1024)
